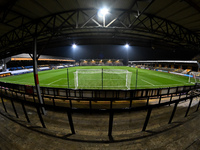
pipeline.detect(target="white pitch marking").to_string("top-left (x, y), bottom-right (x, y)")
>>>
top-left (152, 74), bottom-right (186, 83)
top-left (47, 78), bottom-right (64, 85)
top-left (141, 79), bottom-right (155, 86)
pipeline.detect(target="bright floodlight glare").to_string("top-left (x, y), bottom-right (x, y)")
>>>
top-left (125, 44), bottom-right (129, 48)
top-left (98, 8), bottom-right (109, 17)
top-left (72, 44), bottom-right (77, 48)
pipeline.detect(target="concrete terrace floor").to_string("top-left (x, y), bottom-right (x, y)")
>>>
top-left (0, 97), bottom-right (200, 150)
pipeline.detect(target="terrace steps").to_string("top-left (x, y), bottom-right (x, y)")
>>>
top-left (0, 97), bottom-right (200, 149)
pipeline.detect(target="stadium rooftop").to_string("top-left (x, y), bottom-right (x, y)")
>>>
top-left (129, 60), bottom-right (199, 64)
top-left (0, 0), bottom-right (200, 59)
top-left (10, 53), bottom-right (75, 62)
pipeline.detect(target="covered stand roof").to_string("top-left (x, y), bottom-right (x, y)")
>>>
top-left (11, 53), bottom-right (75, 62)
top-left (0, 0), bottom-right (200, 59)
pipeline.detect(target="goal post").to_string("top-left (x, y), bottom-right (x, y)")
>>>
top-left (74, 69), bottom-right (132, 89)
top-left (188, 72), bottom-right (199, 83)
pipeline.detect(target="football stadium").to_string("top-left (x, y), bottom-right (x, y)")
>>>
top-left (0, 0), bottom-right (200, 149)
top-left (0, 66), bottom-right (198, 89)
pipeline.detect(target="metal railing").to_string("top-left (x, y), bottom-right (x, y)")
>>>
top-left (0, 81), bottom-right (200, 137)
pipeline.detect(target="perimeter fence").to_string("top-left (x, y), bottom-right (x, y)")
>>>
top-left (0, 81), bottom-right (200, 137)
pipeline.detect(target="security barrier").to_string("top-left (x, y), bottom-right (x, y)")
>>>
top-left (0, 81), bottom-right (200, 138)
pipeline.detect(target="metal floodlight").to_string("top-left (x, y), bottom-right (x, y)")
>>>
top-left (72, 44), bottom-right (77, 48)
top-left (98, 8), bottom-right (109, 17)
top-left (125, 44), bottom-right (129, 48)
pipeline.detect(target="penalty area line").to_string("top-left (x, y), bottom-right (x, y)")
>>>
top-left (141, 79), bottom-right (155, 86)
top-left (47, 78), bottom-right (65, 85)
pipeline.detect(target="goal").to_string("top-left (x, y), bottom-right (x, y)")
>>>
top-left (188, 72), bottom-right (200, 83)
top-left (74, 69), bottom-right (132, 89)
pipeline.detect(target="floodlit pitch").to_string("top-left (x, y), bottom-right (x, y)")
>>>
top-left (0, 66), bottom-right (197, 90)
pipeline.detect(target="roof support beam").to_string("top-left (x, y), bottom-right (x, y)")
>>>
top-left (129, 0), bottom-right (155, 28)
top-left (0, 0), bottom-right (17, 23)
top-left (0, 8), bottom-right (199, 57)
top-left (81, 11), bottom-right (101, 28)
top-left (33, 36), bottom-right (46, 116)
top-left (183, 0), bottom-right (200, 13)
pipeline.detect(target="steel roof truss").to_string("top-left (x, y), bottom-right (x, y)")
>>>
top-left (58, 13), bottom-right (75, 29)
top-left (80, 11), bottom-right (101, 28)
top-left (76, 10), bottom-right (79, 28)
top-left (37, 17), bottom-right (54, 36)
top-left (153, 20), bottom-right (165, 34)
top-left (132, 16), bottom-right (149, 30)
top-left (0, 8), bottom-right (200, 52)
top-left (129, 0), bottom-right (155, 28)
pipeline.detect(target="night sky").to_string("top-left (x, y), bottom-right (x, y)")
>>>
top-left (42, 45), bottom-right (198, 63)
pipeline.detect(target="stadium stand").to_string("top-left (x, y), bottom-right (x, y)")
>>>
top-left (5, 53), bottom-right (75, 70)
top-left (9, 67), bottom-right (51, 75)
top-left (182, 69), bottom-right (191, 74)
top-left (0, 71), bottom-right (11, 77)
top-left (0, 62), bottom-right (75, 78)
top-left (130, 64), bottom-right (200, 80)
top-left (129, 60), bottom-right (199, 72)
top-left (80, 59), bottom-right (123, 66)
top-left (0, 54), bottom-right (75, 76)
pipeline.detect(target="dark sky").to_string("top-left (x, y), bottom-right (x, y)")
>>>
top-left (42, 45), bottom-right (197, 63)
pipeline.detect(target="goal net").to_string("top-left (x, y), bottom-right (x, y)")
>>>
top-left (74, 69), bottom-right (132, 89)
top-left (188, 72), bottom-right (200, 83)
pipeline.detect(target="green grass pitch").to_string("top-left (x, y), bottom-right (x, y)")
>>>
top-left (0, 66), bottom-right (196, 89)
